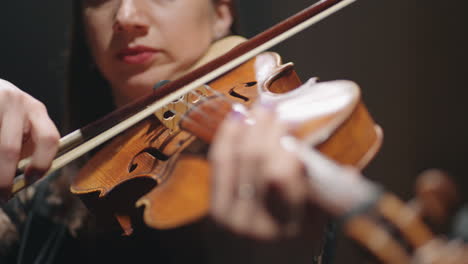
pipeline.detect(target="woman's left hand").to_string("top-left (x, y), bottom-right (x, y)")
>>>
top-left (209, 104), bottom-right (316, 240)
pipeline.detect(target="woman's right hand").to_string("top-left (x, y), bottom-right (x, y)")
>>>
top-left (0, 79), bottom-right (60, 201)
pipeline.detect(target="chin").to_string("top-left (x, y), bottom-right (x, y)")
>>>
top-left (129, 66), bottom-right (176, 87)
top-left (113, 78), bottom-right (153, 105)
top-left (111, 66), bottom-right (182, 104)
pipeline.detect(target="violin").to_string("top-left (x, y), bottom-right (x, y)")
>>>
top-left (14, 0), bottom-right (372, 233)
top-left (71, 44), bottom-right (382, 233)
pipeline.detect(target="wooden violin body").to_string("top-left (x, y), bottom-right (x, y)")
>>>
top-left (71, 37), bottom-right (382, 235)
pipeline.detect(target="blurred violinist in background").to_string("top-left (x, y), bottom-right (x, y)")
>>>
top-left (0, 0), bottom-right (330, 263)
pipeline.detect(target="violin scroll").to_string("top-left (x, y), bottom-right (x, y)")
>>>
top-left (412, 169), bottom-right (459, 226)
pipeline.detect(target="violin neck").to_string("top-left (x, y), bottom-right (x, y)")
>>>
top-left (296, 146), bottom-right (381, 216)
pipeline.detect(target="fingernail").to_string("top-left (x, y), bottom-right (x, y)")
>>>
top-left (228, 110), bottom-right (246, 121)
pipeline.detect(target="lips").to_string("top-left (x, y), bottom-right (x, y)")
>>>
top-left (117, 46), bottom-right (159, 64)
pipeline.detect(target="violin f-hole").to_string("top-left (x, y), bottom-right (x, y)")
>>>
top-left (244, 81), bottom-right (257, 87)
top-left (128, 148), bottom-right (169, 173)
top-left (229, 87), bottom-right (250, 102)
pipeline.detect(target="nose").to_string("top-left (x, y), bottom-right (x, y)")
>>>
top-left (113, 0), bottom-right (149, 35)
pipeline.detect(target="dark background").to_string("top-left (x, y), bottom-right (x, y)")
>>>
top-left (1, 0), bottom-right (467, 263)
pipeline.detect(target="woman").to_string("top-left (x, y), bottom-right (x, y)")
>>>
top-left (0, 0), bottom-right (327, 263)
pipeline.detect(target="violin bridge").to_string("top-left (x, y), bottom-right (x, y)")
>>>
top-left (154, 86), bottom-right (210, 133)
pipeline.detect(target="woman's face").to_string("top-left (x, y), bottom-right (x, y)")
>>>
top-left (82, 0), bottom-right (233, 106)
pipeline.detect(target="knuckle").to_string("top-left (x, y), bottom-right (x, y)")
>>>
top-left (38, 131), bottom-right (60, 148)
top-left (0, 79), bottom-right (19, 92)
top-left (0, 87), bottom-right (11, 98)
top-left (0, 142), bottom-right (21, 161)
top-left (0, 87), bottom-right (39, 111)
top-left (0, 79), bottom-right (15, 87)
top-left (264, 166), bottom-right (284, 181)
top-left (31, 100), bottom-right (47, 112)
top-left (241, 144), bottom-right (263, 161)
top-left (0, 87), bottom-right (20, 102)
top-left (264, 163), bottom-right (295, 183)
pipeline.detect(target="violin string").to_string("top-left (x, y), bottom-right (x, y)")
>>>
top-left (183, 84), bottom-right (235, 120)
top-left (164, 107), bottom-right (216, 139)
top-left (201, 85), bottom-right (255, 125)
top-left (189, 91), bottom-right (230, 115)
top-left (191, 90), bottom-right (239, 121)
top-left (185, 85), bottom-right (256, 127)
top-left (180, 93), bottom-right (227, 129)
top-left (200, 85), bottom-right (253, 119)
top-left (189, 85), bottom-right (233, 109)
top-left (182, 93), bottom-right (211, 119)
top-left (157, 85), bottom-right (239, 140)
top-left (174, 111), bottom-right (215, 139)
top-left (157, 95), bottom-right (224, 138)
top-left (202, 85), bottom-right (238, 106)
top-left (190, 85), bottom-right (240, 118)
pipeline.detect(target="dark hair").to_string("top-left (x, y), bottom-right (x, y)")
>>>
top-left (64, 0), bottom-right (239, 133)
